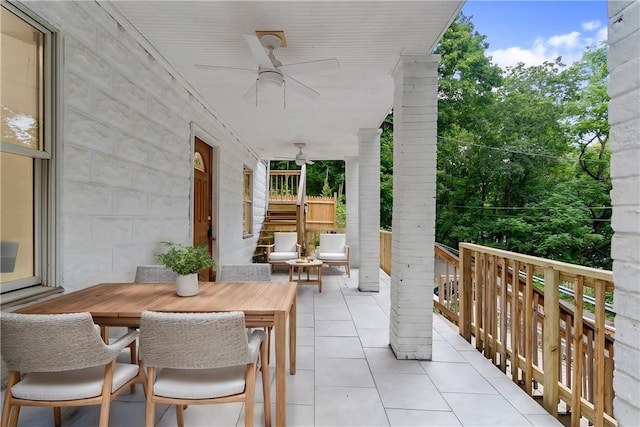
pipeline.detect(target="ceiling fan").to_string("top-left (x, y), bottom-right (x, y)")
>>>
top-left (194, 31), bottom-right (339, 103)
top-left (274, 143), bottom-right (315, 166)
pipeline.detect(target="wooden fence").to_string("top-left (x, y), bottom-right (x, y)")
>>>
top-left (380, 233), bottom-right (617, 427)
top-left (379, 230), bottom-right (392, 275)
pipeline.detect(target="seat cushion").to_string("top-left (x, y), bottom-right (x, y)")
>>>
top-left (153, 365), bottom-right (246, 399)
top-left (11, 363), bottom-right (139, 401)
top-left (269, 251), bottom-right (297, 261)
top-left (318, 252), bottom-right (348, 262)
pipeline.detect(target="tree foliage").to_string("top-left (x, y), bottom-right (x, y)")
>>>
top-left (272, 15), bottom-right (612, 270)
top-left (431, 13), bottom-right (611, 269)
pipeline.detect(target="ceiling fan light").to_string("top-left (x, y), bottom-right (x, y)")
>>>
top-left (259, 70), bottom-right (283, 87)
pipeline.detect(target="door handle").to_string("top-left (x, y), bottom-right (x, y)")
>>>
top-left (208, 225), bottom-right (214, 240)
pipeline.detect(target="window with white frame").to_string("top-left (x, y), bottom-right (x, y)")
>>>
top-left (243, 167), bottom-right (253, 236)
top-left (1, 4), bottom-right (57, 294)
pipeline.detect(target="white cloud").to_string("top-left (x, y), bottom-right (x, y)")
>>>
top-left (487, 29), bottom-right (606, 70)
top-left (548, 31), bottom-right (581, 49)
top-left (582, 20), bottom-right (602, 31)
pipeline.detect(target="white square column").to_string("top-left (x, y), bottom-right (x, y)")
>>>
top-left (389, 54), bottom-right (440, 359)
top-left (358, 129), bottom-right (381, 292)
top-left (346, 157), bottom-right (360, 268)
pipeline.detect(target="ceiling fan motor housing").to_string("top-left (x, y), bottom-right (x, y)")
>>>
top-left (258, 69), bottom-right (284, 87)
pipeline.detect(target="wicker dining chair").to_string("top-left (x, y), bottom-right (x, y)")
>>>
top-left (139, 310), bottom-right (271, 427)
top-left (0, 312), bottom-right (140, 427)
top-left (217, 264), bottom-right (274, 363)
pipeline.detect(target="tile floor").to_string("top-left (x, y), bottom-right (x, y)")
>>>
top-left (2, 268), bottom-right (562, 427)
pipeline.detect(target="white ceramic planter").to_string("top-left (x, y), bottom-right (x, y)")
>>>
top-left (175, 273), bottom-right (198, 296)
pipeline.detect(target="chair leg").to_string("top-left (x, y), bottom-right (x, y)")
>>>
top-left (244, 363), bottom-right (257, 427)
top-left (129, 340), bottom-right (138, 394)
top-left (7, 407), bottom-right (19, 427)
top-left (260, 341), bottom-right (271, 427)
top-left (53, 407), bottom-right (61, 427)
top-left (2, 371), bottom-right (19, 427)
top-left (145, 367), bottom-right (156, 427)
top-left (176, 404), bottom-right (185, 427)
top-left (98, 362), bottom-right (116, 427)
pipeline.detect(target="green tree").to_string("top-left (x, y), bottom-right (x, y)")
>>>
top-left (433, 13), bottom-right (503, 245)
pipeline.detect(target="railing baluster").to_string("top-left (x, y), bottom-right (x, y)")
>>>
top-left (543, 267), bottom-right (560, 417)
top-left (524, 264), bottom-right (534, 395)
top-left (511, 260), bottom-right (521, 383)
top-left (571, 276), bottom-right (584, 427)
top-left (459, 247), bottom-right (472, 341)
top-left (594, 279), bottom-right (606, 427)
top-left (499, 257), bottom-right (508, 372)
top-left (475, 251), bottom-right (484, 352)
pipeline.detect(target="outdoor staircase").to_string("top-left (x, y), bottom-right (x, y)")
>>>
top-left (262, 200), bottom-right (297, 232)
top-left (253, 199), bottom-right (298, 262)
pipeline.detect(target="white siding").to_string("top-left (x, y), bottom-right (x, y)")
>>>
top-left (20, 1), bottom-right (264, 292)
top-left (608, 1), bottom-right (640, 424)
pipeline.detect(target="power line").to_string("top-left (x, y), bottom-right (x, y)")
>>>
top-left (440, 212), bottom-right (612, 222)
top-left (440, 205), bottom-right (612, 210)
top-left (437, 135), bottom-right (610, 164)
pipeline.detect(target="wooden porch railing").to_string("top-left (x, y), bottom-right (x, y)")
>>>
top-left (269, 170), bottom-right (300, 198)
top-left (379, 232), bottom-right (617, 427)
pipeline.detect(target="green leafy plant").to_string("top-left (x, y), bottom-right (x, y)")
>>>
top-left (156, 242), bottom-right (216, 276)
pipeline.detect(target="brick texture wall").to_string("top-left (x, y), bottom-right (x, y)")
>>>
top-left (389, 55), bottom-right (439, 359)
top-left (608, 1), bottom-right (640, 424)
top-left (23, 1), bottom-right (264, 292)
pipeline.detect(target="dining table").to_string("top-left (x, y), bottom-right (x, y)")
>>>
top-left (16, 280), bottom-right (298, 427)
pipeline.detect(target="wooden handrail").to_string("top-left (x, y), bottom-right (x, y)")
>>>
top-left (378, 232), bottom-right (617, 427)
top-left (458, 242), bottom-right (616, 427)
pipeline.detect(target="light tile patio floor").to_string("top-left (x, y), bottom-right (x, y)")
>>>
top-left (2, 268), bottom-right (562, 426)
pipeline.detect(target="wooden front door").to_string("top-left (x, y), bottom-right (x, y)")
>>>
top-left (193, 137), bottom-right (214, 281)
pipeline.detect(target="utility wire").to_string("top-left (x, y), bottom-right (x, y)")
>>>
top-left (440, 205), bottom-right (612, 210)
top-left (437, 135), bottom-right (610, 164)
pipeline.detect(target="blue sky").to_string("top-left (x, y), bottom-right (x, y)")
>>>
top-left (461, 1), bottom-right (608, 69)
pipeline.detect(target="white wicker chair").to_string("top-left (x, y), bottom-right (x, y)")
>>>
top-left (134, 265), bottom-right (178, 283)
top-left (217, 264), bottom-right (274, 362)
top-left (0, 312), bottom-right (140, 427)
top-left (217, 264), bottom-right (271, 282)
top-left (317, 233), bottom-right (351, 277)
top-left (139, 311), bottom-right (271, 427)
top-left (266, 232), bottom-right (300, 271)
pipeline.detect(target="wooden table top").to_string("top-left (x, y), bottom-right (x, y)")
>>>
top-left (17, 281), bottom-right (298, 321)
top-left (286, 259), bottom-right (322, 267)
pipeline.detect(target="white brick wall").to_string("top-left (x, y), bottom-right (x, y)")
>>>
top-left (389, 54), bottom-right (439, 360)
top-left (358, 129), bottom-right (381, 291)
top-left (609, 1), bottom-right (640, 424)
top-left (19, 1), bottom-right (264, 292)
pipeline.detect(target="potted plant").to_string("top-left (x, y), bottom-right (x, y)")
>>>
top-left (156, 241), bottom-right (216, 296)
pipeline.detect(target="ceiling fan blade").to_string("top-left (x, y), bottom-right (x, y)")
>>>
top-left (278, 58), bottom-right (340, 76)
top-left (243, 34), bottom-right (275, 70)
top-left (284, 76), bottom-right (320, 98)
top-left (306, 160), bottom-right (315, 165)
top-left (194, 64), bottom-right (257, 74)
top-left (243, 80), bottom-right (258, 99)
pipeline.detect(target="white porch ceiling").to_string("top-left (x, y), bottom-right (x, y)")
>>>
top-left (109, 1), bottom-right (463, 162)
